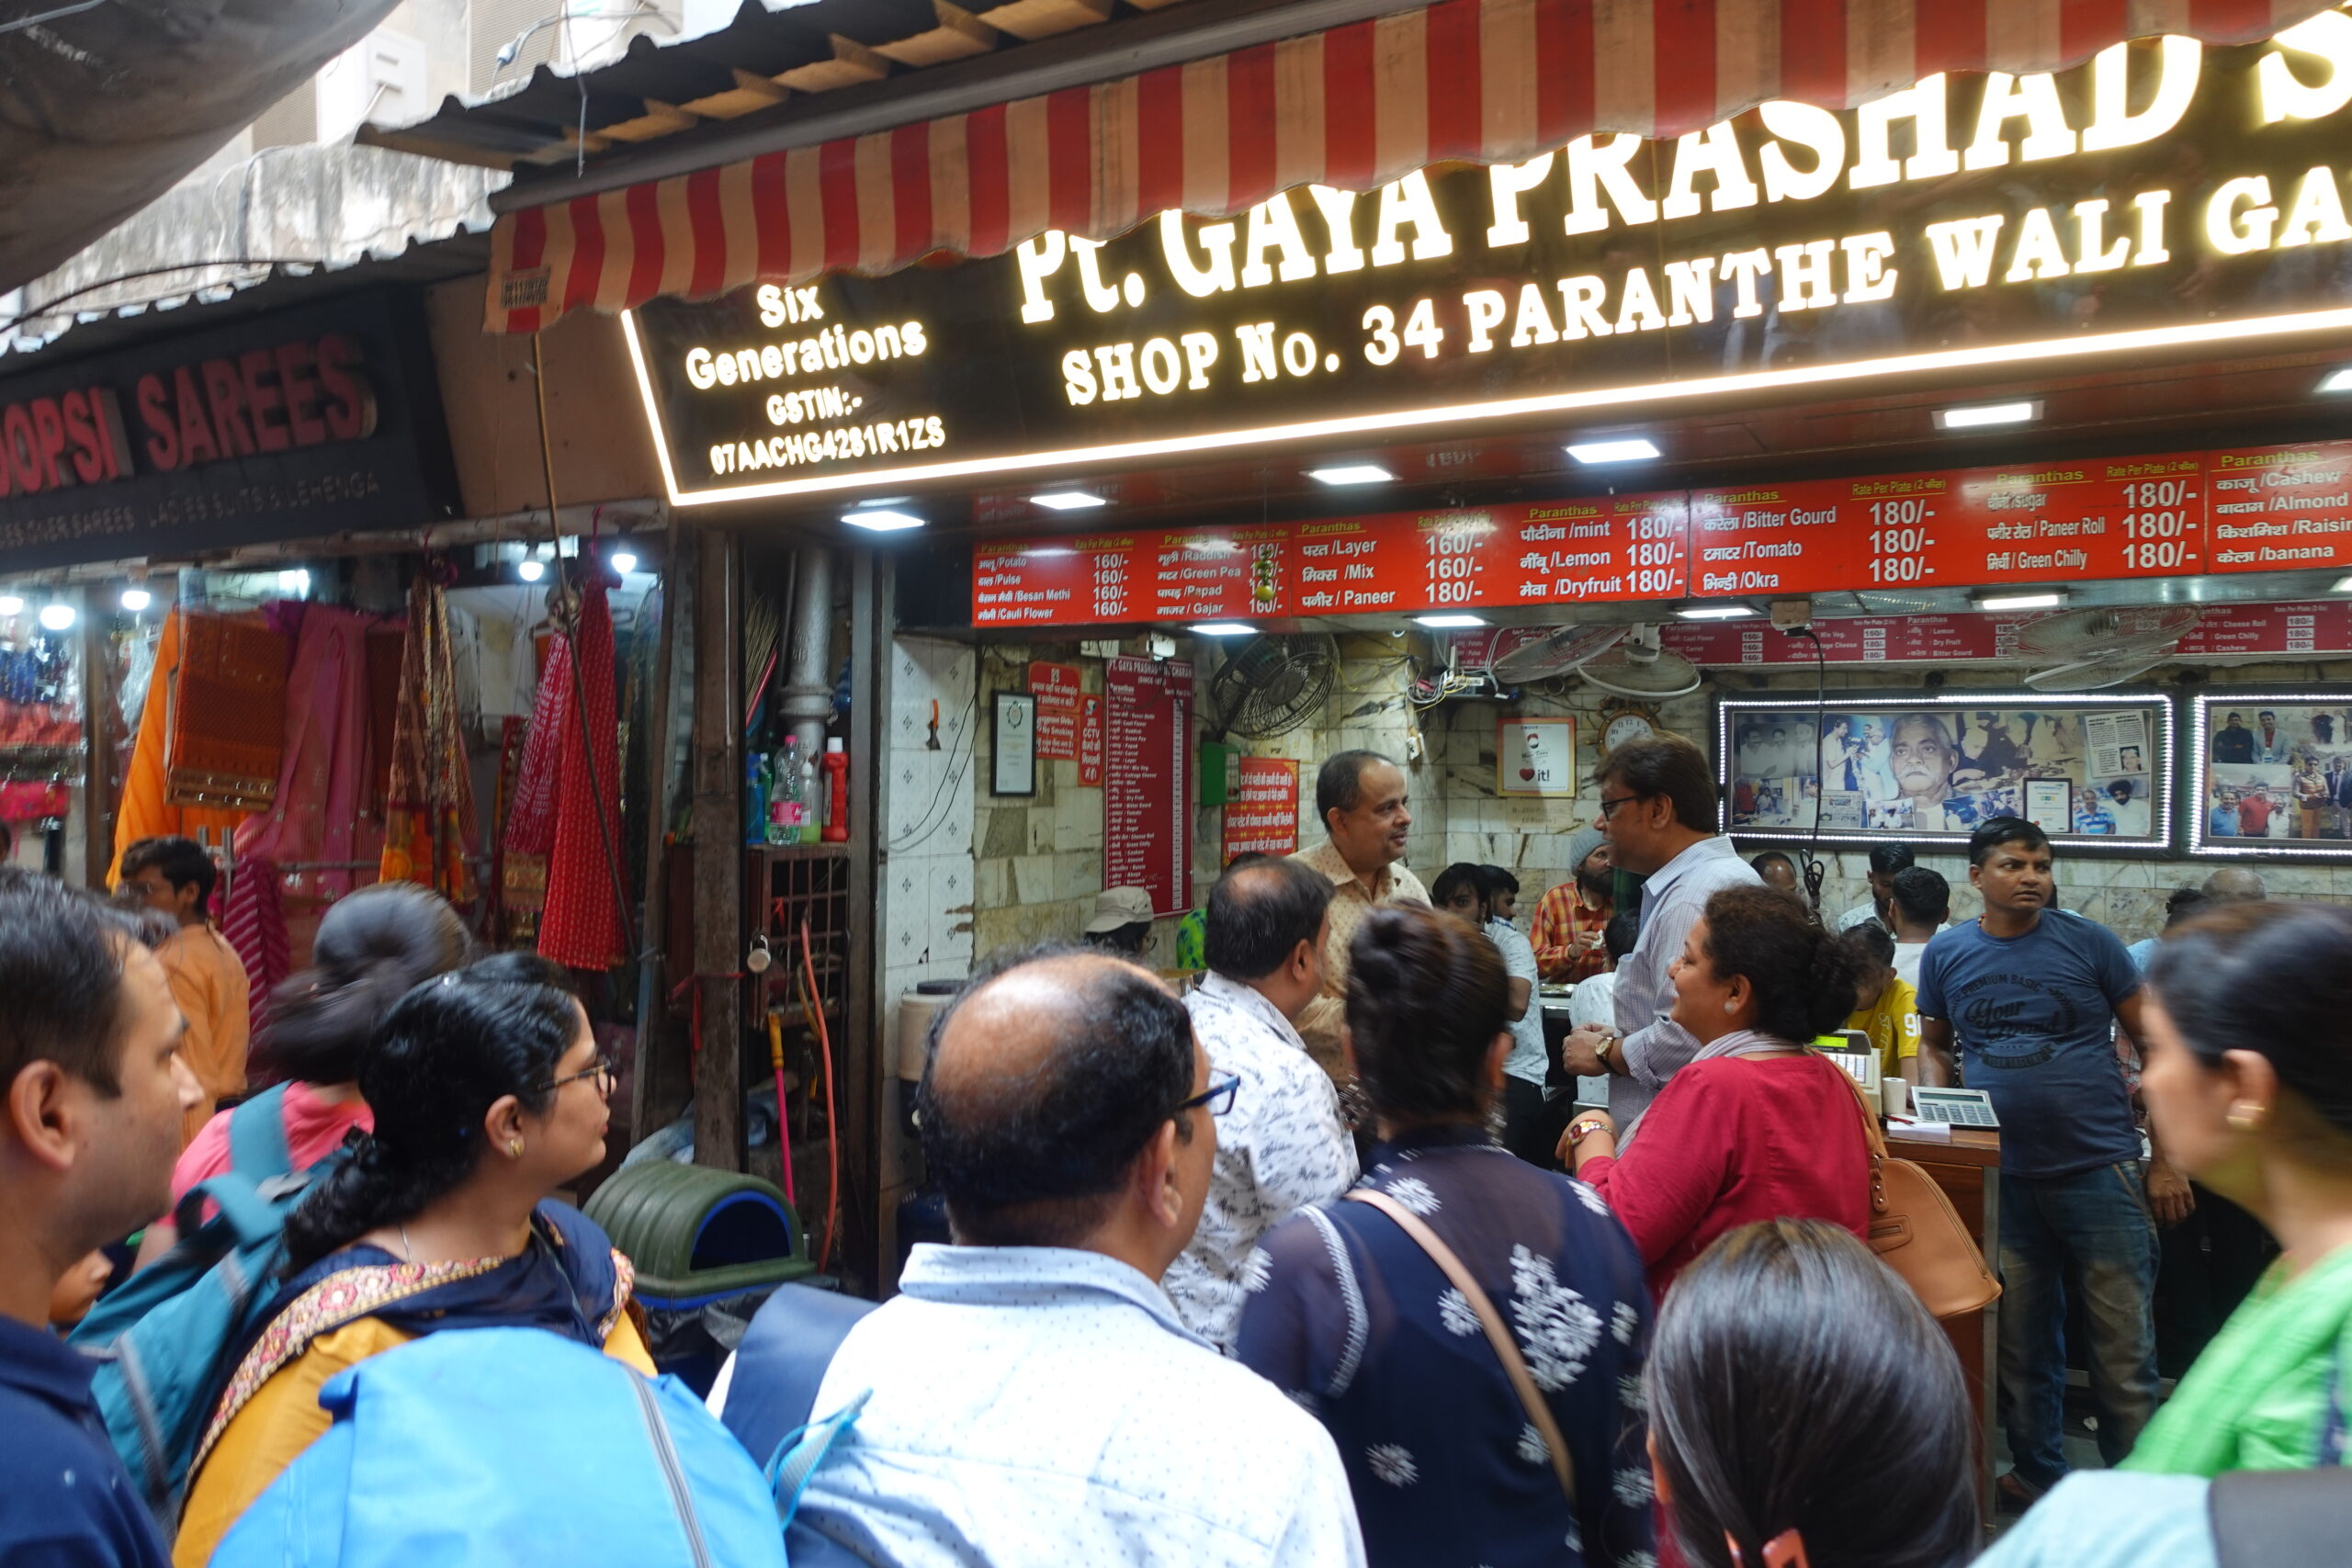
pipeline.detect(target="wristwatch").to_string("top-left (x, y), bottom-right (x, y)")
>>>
top-left (1593, 1032), bottom-right (1616, 1069)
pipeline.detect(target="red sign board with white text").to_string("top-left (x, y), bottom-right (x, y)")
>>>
top-left (1029, 661), bottom-right (1080, 760)
top-left (1221, 757), bottom-right (1300, 861)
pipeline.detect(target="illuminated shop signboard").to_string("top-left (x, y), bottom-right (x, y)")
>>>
top-left (628, 24), bottom-right (2352, 505)
top-left (0, 294), bottom-right (458, 573)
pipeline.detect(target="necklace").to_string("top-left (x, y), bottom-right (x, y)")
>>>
top-left (400, 1223), bottom-right (415, 1264)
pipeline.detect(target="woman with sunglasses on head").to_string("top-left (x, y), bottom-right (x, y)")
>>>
top-left (174, 954), bottom-right (644, 1566)
top-left (1647, 1219), bottom-right (1980, 1568)
top-left (1237, 902), bottom-right (1656, 1568)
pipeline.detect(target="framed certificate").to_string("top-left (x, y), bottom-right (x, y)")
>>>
top-left (990, 689), bottom-right (1037, 796)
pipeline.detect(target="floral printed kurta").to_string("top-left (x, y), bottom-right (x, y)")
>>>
top-left (1237, 1126), bottom-right (1657, 1568)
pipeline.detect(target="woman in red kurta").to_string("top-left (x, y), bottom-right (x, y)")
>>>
top-left (1562, 884), bottom-right (1872, 1300)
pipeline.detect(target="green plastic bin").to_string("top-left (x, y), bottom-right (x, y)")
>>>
top-left (585, 1160), bottom-right (816, 1310)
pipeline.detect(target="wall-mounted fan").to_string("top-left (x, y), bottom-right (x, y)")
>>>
top-left (1489, 624), bottom-right (1626, 685)
top-left (2015, 604), bottom-right (2202, 661)
top-left (2024, 651), bottom-right (2176, 691)
top-left (1578, 624), bottom-right (1702, 699)
top-left (1208, 633), bottom-right (1338, 739)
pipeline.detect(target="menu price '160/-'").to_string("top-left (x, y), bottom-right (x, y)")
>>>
top-left (1422, 513), bottom-right (1497, 607)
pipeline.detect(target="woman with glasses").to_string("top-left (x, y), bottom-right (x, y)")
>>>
top-left (174, 954), bottom-right (643, 1566)
top-left (1237, 903), bottom-right (1656, 1568)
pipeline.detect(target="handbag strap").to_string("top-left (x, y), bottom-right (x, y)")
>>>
top-left (1346, 1188), bottom-right (1577, 1509)
top-left (1834, 1066), bottom-right (1892, 1215)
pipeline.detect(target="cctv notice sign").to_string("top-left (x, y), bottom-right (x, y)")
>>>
top-left (628, 27), bottom-right (2352, 507)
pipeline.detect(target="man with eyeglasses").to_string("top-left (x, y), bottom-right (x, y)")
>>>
top-left (1164, 860), bottom-right (1357, 1355)
top-left (787, 946), bottom-right (1364, 1567)
top-left (1559, 737), bottom-right (1760, 1140)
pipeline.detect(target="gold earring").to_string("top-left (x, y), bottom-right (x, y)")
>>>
top-left (508, 1138), bottom-right (524, 1156)
top-left (2227, 1104), bottom-right (2263, 1134)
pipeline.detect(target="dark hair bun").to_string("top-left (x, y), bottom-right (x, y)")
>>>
top-left (253, 885), bottom-right (470, 1087)
top-left (1346, 904), bottom-right (1509, 1121)
top-left (1702, 886), bottom-right (1861, 1043)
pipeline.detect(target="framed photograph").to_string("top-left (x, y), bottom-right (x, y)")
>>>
top-left (1498, 716), bottom-right (1577, 798)
top-left (2188, 693), bottom-right (2352, 858)
top-left (1716, 693), bottom-right (2173, 850)
top-left (990, 689), bottom-right (1037, 797)
top-left (2023, 778), bottom-right (2073, 837)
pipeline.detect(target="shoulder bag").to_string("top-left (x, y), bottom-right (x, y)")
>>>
top-left (1837, 1072), bottom-right (2001, 1319)
top-left (1347, 1188), bottom-right (1577, 1508)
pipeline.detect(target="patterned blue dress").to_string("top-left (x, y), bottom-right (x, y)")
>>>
top-left (1236, 1125), bottom-right (1657, 1568)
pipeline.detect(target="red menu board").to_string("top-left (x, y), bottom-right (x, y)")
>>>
top-left (1103, 656), bottom-right (1193, 916)
top-left (1658, 613), bottom-right (2022, 665)
top-left (1221, 757), bottom-right (1300, 860)
top-left (1078, 692), bottom-right (1104, 787)
top-left (1148, 525), bottom-right (1288, 622)
top-left (974, 533), bottom-right (1141, 626)
top-left (1687, 477), bottom-right (1886, 596)
top-left (1938, 454), bottom-right (2206, 584)
top-left (2177, 600), bottom-right (2352, 654)
top-left (1030, 661), bottom-right (1080, 760)
top-left (2206, 442), bottom-right (2352, 575)
top-left (978, 497), bottom-right (1686, 626)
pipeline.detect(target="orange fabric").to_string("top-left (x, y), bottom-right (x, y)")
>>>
top-left (165, 613), bottom-right (288, 813)
top-left (110, 610), bottom-right (248, 886)
top-left (158, 923), bottom-right (251, 1147)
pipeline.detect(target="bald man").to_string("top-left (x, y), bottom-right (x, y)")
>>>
top-left (786, 948), bottom-right (1364, 1568)
top-left (2200, 866), bottom-right (2267, 903)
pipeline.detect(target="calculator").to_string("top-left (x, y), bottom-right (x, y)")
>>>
top-left (1908, 1087), bottom-right (2001, 1128)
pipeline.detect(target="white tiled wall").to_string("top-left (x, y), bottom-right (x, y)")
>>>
top-left (880, 636), bottom-right (978, 1000)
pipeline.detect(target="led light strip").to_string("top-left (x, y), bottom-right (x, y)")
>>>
top-left (628, 302), bottom-right (2352, 509)
top-left (2186, 692), bottom-right (2352, 860)
top-left (1714, 692), bottom-right (2176, 853)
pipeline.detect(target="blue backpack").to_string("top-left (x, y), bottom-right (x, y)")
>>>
top-left (70, 1084), bottom-right (334, 1525)
top-left (213, 1327), bottom-right (790, 1568)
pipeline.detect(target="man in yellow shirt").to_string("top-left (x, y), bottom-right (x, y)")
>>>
top-left (120, 836), bottom-right (251, 1145)
top-left (1841, 923), bottom-right (1922, 1083)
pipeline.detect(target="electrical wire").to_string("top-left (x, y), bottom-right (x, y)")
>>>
top-left (1786, 624), bottom-right (1832, 912)
top-left (887, 689), bottom-right (976, 854)
top-left (0, 258), bottom-right (332, 339)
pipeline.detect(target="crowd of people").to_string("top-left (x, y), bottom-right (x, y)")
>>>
top-left (6, 732), bottom-right (2352, 1565)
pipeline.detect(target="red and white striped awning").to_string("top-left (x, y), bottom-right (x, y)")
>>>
top-left (485, 0), bottom-right (2337, 333)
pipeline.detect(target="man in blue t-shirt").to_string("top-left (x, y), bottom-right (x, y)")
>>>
top-left (1917, 818), bottom-right (2190, 1511)
top-left (0, 877), bottom-right (198, 1568)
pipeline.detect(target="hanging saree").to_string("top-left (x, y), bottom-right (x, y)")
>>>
top-left (538, 577), bottom-right (627, 970)
top-left (175, 1201), bottom-right (648, 1567)
top-left (110, 610), bottom-right (252, 883)
top-left (500, 628), bottom-right (571, 925)
top-left (377, 577), bottom-right (475, 902)
top-left (232, 605), bottom-right (381, 906)
top-left (164, 612), bottom-right (289, 813)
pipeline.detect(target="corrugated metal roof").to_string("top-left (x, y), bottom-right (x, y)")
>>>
top-left (360, 0), bottom-right (1196, 178)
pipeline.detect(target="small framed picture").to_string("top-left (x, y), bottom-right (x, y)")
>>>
top-left (1498, 716), bottom-right (1577, 798)
top-left (2023, 777), bottom-right (2072, 837)
top-left (991, 690), bottom-right (1037, 796)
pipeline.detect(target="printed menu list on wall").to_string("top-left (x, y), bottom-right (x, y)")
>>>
top-left (973, 442), bottom-right (2352, 627)
top-left (1102, 656), bottom-right (1193, 916)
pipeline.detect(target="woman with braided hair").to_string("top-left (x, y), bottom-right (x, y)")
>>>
top-left (172, 954), bottom-right (645, 1566)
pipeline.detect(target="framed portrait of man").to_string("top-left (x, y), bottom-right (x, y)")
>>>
top-left (1716, 694), bottom-right (2173, 850)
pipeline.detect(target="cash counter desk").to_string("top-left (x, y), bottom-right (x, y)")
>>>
top-left (1883, 1123), bottom-right (2001, 1517)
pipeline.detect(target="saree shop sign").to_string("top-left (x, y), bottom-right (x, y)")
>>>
top-left (0, 294), bottom-right (458, 573)
top-left (632, 24), bottom-right (2352, 506)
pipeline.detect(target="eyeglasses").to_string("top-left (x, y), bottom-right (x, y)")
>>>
top-left (1177, 1073), bottom-right (1239, 1118)
top-left (538, 1054), bottom-right (615, 1096)
top-left (1596, 794), bottom-right (1644, 819)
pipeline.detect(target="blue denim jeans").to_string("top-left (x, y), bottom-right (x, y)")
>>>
top-left (1998, 1159), bottom-right (2161, 1492)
